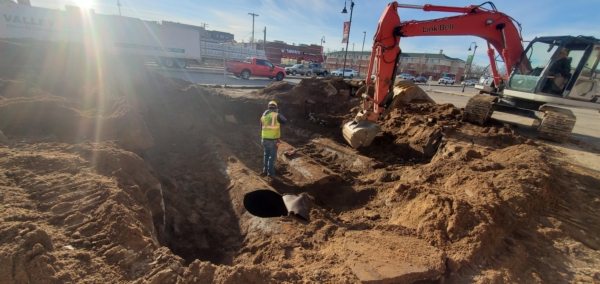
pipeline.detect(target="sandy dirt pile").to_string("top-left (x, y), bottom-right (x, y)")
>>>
top-left (251, 77), bottom-right (360, 127)
top-left (1, 39), bottom-right (599, 283)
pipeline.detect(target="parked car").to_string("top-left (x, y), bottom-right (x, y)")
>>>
top-left (397, 73), bottom-right (415, 81)
top-left (461, 80), bottom-right (476, 86)
top-left (438, 77), bottom-right (455, 85)
top-left (227, 57), bottom-right (286, 81)
top-left (309, 63), bottom-right (330, 77)
top-left (285, 64), bottom-right (311, 76)
top-left (331, 68), bottom-right (356, 79)
top-left (414, 76), bottom-right (428, 83)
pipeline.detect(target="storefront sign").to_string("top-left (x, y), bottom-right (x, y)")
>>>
top-left (281, 48), bottom-right (300, 54)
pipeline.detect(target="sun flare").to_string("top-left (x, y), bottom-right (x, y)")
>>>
top-left (75, 0), bottom-right (94, 9)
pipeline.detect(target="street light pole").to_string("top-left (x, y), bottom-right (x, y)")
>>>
top-left (248, 13), bottom-right (259, 46)
top-left (462, 42), bottom-right (478, 92)
top-left (341, 0), bottom-right (354, 75)
top-left (320, 36), bottom-right (326, 64)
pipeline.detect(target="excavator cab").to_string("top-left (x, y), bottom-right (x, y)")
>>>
top-left (507, 36), bottom-right (600, 102)
top-left (468, 36), bottom-right (600, 143)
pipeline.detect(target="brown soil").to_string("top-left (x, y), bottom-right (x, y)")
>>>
top-left (1, 39), bottom-right (599, 283)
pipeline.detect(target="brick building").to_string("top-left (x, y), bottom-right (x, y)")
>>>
top-left (325, 50), bottom-right (465, 80)
top-left (264, 41), bottom-right (324, 65)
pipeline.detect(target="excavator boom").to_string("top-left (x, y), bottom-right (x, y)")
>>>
top-left (343, 2), bottom-right (526, 148)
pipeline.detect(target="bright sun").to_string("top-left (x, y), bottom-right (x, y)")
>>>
top-left (75, 0), bottom-right (94, 9)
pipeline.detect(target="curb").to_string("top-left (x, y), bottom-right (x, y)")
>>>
top-left (198, 84), bottom-right (266, 89)
top-left (148, 66), bottom-right (225, 74)
top-left (426, 89), bottom-right (478, 97)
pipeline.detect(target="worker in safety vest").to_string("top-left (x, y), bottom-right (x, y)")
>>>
top-left (261, 101), bottom-right (287, 178)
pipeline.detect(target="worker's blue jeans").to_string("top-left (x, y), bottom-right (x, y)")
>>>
top-left (262, 138), bottom-right (278, 177)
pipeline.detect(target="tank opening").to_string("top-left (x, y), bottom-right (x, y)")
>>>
top-left (243, 189), bottom-right (288, 218)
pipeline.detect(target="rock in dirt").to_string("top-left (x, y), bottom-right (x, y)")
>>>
top-left (277, 141), bottom-right (340, 186)
top-left (324, 82), bottom-right (338, 97)
top-left (224, 115), bottom-right (238, 124)
top-left (0, 130), bottom-right (8, 145)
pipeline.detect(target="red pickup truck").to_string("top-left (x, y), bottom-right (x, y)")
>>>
top-left (226, 57), bottom-right (286, 81)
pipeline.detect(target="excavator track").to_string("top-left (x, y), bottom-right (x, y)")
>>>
top-left (462, 94), bottom-right (498, 125)
top-left (537, 106), bottom-right (576, 143)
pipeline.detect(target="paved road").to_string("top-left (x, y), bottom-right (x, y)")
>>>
top-left (154, 68), bottom-right (303, 86)
top-left (156, 68), bottom-right (474, 93)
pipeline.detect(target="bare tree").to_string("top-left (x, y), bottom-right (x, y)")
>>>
top-left (415, 54), bottom-right (427, 76)
top-left (468, 64), bottom-right (489, 79)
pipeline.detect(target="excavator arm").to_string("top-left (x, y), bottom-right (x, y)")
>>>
top-left (343, 2), bottom-right (527, 148)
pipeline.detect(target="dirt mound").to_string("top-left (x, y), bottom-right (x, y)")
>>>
top-left (0, 142), bottom-right (164, 283)
top-left (1, 38), bottom-right (599, 283)
top-left (251, 77), bottom-right (359, 128)
top-left (0, 93), bottom-right (153, 152)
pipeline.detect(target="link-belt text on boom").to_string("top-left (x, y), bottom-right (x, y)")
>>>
top-left (422, 23), bottom-right (454, 33)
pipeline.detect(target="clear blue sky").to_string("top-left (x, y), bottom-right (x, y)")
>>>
top-left (33, 0), bottom-right (600, 66)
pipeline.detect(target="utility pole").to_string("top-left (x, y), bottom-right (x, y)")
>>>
top-left (117, 0), bottom-right (121, 16)
top-left (263, 27), bottom-right (266, 51)
top-left (359, 31), bottom-right (366, 77)
top-left (200, 23), bottom-right (209, 29)
top-left (248, 13), bottom-right (259, 46)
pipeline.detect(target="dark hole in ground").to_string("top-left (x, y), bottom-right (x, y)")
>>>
top-left (271, 179), bottom-right (377, 214)
top-left (243, 189), bottom-right (288, 218)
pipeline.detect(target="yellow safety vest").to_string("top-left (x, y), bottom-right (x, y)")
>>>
top-left (261, 112), bottom-right (281, 139)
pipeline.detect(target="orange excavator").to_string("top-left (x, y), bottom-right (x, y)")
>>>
top-left (343, 2), bottom-right (600, 148)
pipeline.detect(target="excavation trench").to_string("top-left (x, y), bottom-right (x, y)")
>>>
top-left (1, 42), bottom-right (571, 282)
top-left (136, 82), bottom-right (447, 265)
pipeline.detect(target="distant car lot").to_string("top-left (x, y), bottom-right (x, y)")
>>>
top-left (396, 73), bottom-right (414, 81)
top-left (438, 77), bottom-right (456, 85)
top-left (414, 76), bottom-right (428, 83)
top-left (331, 68), bottom-right (358, 79)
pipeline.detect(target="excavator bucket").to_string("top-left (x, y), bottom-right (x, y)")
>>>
top-left (393, 80), bottom-right (435, 103)
top-left (343, 80), bottom-right (434, 148)
top-left (343, 120), bottom-right (382, 148)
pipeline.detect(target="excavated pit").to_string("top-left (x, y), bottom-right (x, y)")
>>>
top-left (2, 39), bottom-right (600, 283)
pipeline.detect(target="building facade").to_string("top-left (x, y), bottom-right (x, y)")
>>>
top-left (325, 50), bottom-right (465, 80)
top-left (207, 30), bottom-right (234, 42)
top-left (264, 41), bottom-right (324, 65)
top-left (162, 21), bottom-right (234, 43)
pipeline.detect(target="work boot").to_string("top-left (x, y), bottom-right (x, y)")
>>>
top-left (260, 172), bottom-right (267, 177)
